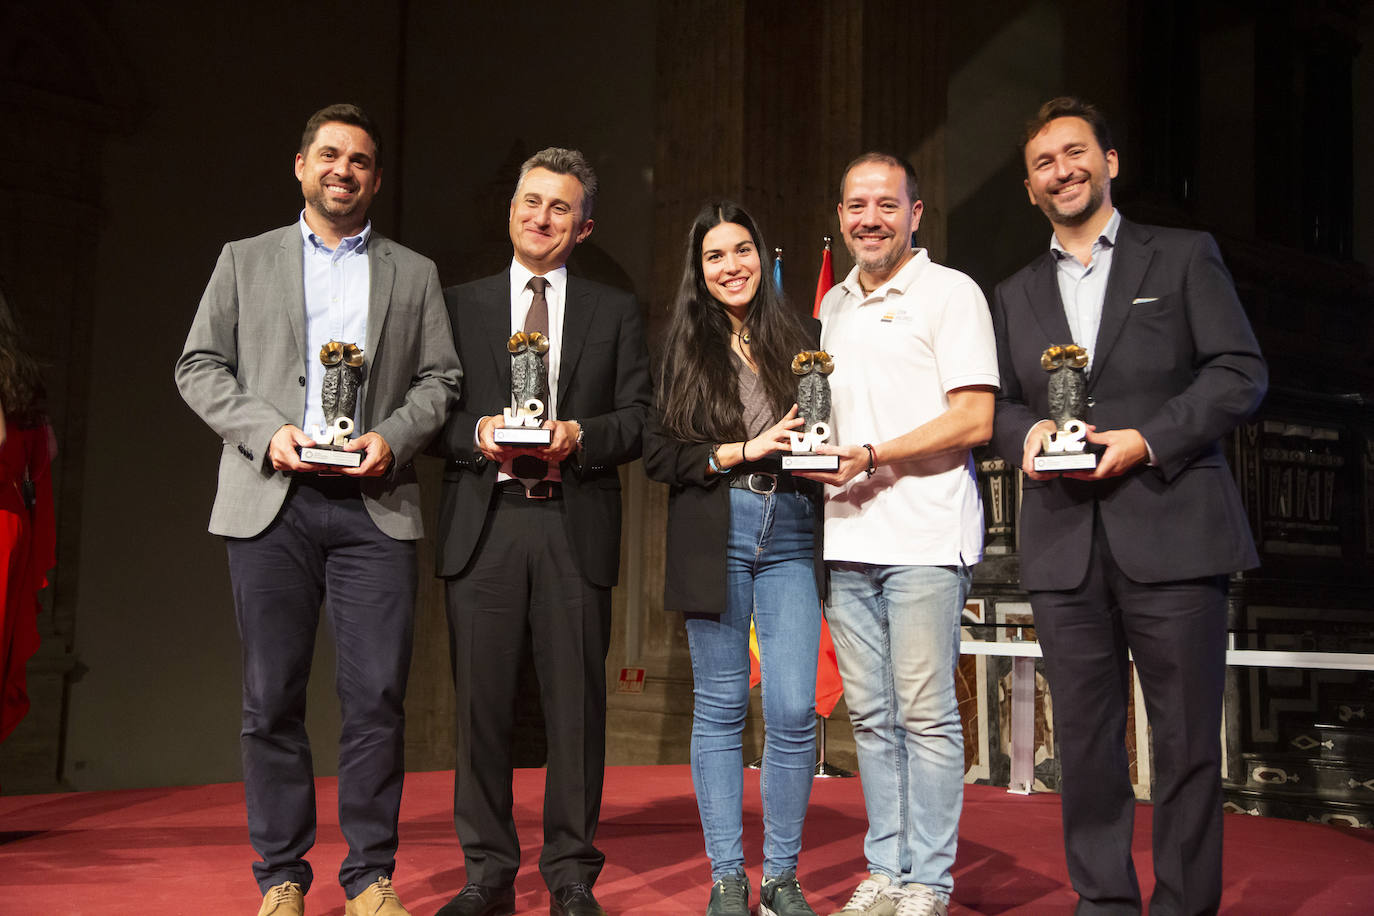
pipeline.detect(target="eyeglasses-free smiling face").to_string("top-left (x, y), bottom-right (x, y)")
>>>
top-left (700, 221), bottom-right (762, 314)
top-left (508, 167), bottom-right (595, 274)
top-left (1023, 115), bottom-right (1118, 228)
top-left (295, 122), bottom-right (381, 237)
top-left (838, 160), bottom-right (923, 286)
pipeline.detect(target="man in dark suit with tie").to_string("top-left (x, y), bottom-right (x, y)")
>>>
top-left (433, 148), bottom-right (651, 916)
top-left (989, 98), bottom-right (1267, 915)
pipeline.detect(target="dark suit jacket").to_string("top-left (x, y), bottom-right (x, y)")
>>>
top-left (434, 270), bottom-right (651, 588)
top-left (642, 319), bottom-right (825, 614)
top-left (989, 218), bottom-right (1267, 591)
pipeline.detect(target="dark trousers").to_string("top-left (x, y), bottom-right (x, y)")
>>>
top-left (225, 475), bottom-right (416, 898)
top-left (1031, 512), bottom-right (1227, 916)
top-left (444, 487), bottom-right (612, 890)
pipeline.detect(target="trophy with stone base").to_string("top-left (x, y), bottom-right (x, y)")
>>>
top-left (300, 340), bottom-right (365, 468)
top-left (494, 331), bottom-right (553, 446)
top-left (781, 350), bottom-right (840, 471)
top-left (1032, 344), bottom-right (1101, 473)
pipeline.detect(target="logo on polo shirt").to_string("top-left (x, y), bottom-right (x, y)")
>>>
top-left (880, 308), bottom-right (911, 323)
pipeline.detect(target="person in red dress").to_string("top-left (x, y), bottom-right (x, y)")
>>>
top-left (0, 285), bottom-right (56, 747)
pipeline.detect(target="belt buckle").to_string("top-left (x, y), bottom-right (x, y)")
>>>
top-left (746, 472), bottom-right (777, 495)
top-left (525, 481), bottom-right (553, 500)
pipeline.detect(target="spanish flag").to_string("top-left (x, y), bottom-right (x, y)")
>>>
top-left (748, 619), bottom-right (845, 718)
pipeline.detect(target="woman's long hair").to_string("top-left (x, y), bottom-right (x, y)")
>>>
top-left (0, 285), bottom-right (46, 428)
top-left (656, 201), bottom-right (808, 442)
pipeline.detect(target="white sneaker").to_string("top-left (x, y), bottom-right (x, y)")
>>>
top-left (831, 874), bottom-right (897, 916)
top-left (891, 883), bottom-right (947, 916)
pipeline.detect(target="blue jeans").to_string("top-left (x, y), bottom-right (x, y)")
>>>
top-left (685, 487), bottom-right (822, 879)
top-left (825, 562), bottom-right (970, 899)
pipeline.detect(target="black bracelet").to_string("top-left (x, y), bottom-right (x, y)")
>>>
top-left (862, 443), bottom-right (877, 477)
top-left (741, 439), bottom-right (751, 463)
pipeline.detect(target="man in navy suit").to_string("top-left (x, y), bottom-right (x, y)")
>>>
top-left (432, 148), bottom-right (650, 916)
top-left (990, 98), bottom-right (1267, 915)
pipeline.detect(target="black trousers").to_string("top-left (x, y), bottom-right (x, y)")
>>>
top-left (445, 487), bottom-right (612, 890)
top-left (1031, 510), bottom-right (1227, 916)
top-left (225, 475), bottom-right (416, 898)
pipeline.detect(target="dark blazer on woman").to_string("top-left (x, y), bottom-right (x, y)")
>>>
top-left (643, 318), bottom-right (825, 614)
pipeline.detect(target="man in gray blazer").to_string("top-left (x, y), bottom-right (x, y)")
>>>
top-left (176, 103), bottom-right (460, 916)
top-left (990, 98), bottom-right (1266, 915)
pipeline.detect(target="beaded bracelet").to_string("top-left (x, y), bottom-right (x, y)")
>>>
top-left (708, 443), bottom-right (731, 474)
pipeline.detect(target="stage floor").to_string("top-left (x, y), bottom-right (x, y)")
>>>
top-left (2, 765), bottom-right (1371, 914)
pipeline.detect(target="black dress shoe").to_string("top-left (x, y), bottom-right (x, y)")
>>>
top-left (549, 882), bottom-right (606, 916)
top-left (435, 883), bottom-right (516, 916)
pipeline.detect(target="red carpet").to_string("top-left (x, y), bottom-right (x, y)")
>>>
top-left (2, 765), bottom-right (1371, 914)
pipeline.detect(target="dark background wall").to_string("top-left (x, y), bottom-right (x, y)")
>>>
top-left (2, 0), bottom-right (657, 792)
top-left (2, 0), bottom-right (1370, 794)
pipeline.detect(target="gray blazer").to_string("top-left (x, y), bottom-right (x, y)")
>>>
top-left (176, 223), bottom-right (462, 540)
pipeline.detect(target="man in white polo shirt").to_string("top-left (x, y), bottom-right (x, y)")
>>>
top-left (802, 152), bottom-right (998, 916)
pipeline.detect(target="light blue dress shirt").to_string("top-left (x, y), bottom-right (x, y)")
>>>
top-left (1050, 208), bottom-right (1121, 372)
top-left (299, 214), bottom-right (370, 440)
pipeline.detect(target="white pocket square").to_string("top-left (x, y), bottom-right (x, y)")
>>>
top-left (1132, 296), bottom-right (1159, 304)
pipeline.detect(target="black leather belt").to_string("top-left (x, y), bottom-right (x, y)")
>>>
top-left (727, 471), bottom-right (798, 495)
top-left (498, 479), bottom-right (562, 500)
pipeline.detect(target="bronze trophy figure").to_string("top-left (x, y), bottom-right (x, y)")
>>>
top-left (782, 349), bottom-right (840, 471)
top-left (1032, 343), bottom-right (1099, 472)
top-left (494, 330), bottom-right (553, 445)
top-left (300, 340), bottom-right (365, 468)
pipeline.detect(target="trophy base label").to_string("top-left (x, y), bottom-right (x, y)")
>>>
top-left (1033, 452), bottom-right (1098, 472)
top-left (494, 427), bottom-right (553, 446)
top-left (782, 454), bottom-right (841, 471)
top-left (300, 445), bottom-right (363, 468)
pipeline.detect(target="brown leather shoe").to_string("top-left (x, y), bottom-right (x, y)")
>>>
top-left (345, 876), bottom-right (411, 916)
top-left (257, 881), bottom-right (304, 916)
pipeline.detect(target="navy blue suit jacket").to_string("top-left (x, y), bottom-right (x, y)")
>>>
top-left (989, 218), bottom-right (1267, 591)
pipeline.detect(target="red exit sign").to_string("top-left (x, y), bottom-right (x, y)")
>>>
top-left (616, 667), bottom-right (646, 694)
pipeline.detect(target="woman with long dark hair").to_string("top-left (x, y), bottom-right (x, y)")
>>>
top-left (644, 202), bottom-right (825, 916)
top-left (0, 284), bottom-right (56, 746)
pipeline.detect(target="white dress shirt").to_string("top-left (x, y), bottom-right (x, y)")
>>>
top-left (492, 259), bottom-right (568, 482)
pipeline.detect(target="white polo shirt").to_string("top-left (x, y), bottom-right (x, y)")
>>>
top-left (818, 249), bottom-right (999, 567)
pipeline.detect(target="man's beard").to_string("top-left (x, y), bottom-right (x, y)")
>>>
top-left (854, 238), bottom-right (907, 275)
top-left (307, 182), bottom-right (361, 220)
top-left (1041, 177), bottom-right (1104, 227)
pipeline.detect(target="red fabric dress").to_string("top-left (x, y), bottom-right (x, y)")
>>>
top-left (0, 424), bottom-right (56, 742)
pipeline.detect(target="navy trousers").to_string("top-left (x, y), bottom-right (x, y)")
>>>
top-left (1031, 512), bottom-right (1227, 916)
top-left (225, 474), bottom-right (416, 898)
